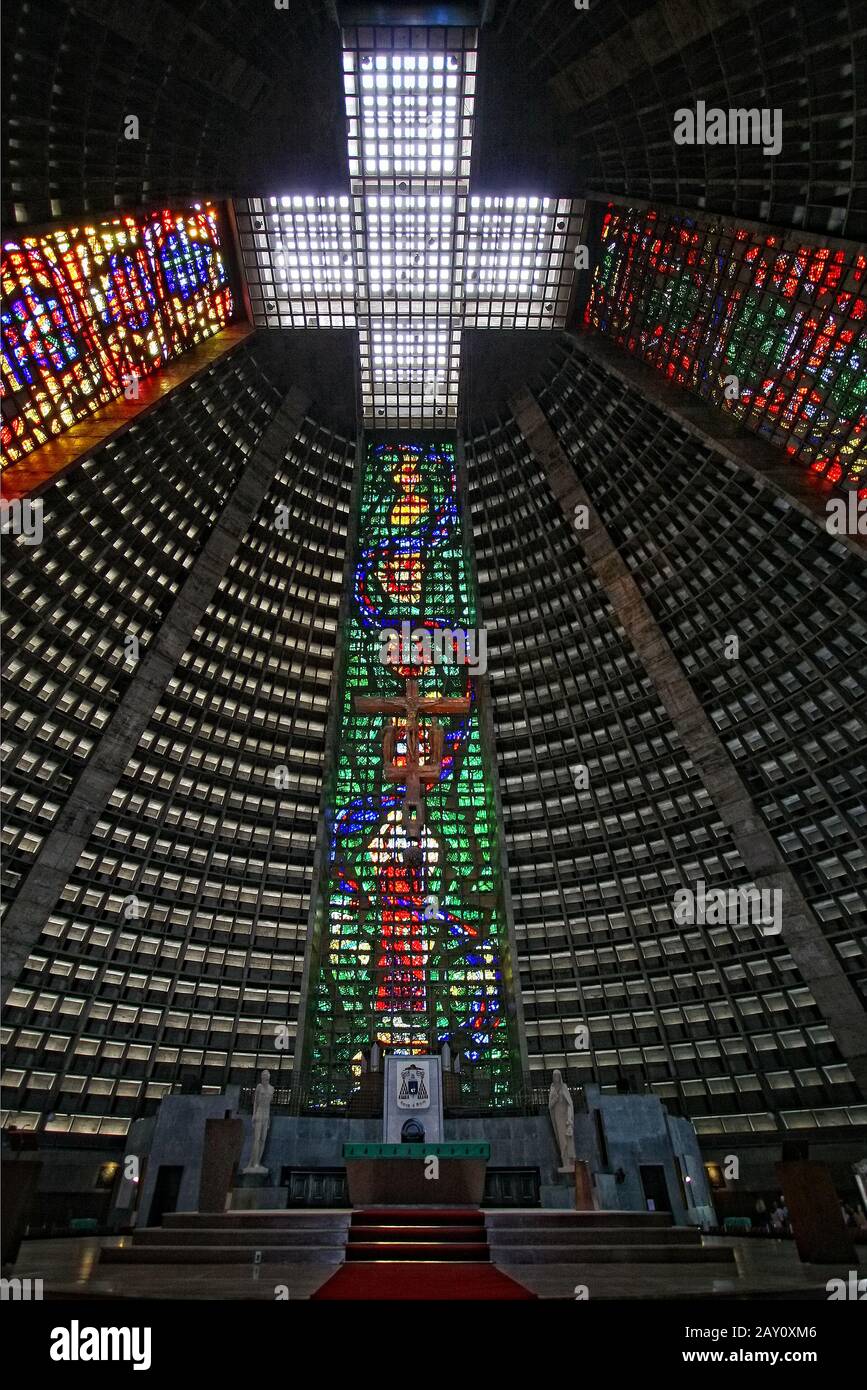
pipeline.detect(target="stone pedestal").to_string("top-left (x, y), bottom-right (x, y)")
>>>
top-left (232, 1184), bottom-right (285, 1211)
top-left (776, 1160), bottom-right (856, 1264)
top-left (383, 1054), bottom-right (444, 1144)
top-left (234, 1170), bottom-right (270, 1187)
top-left (198, 1118), bottom-right (244, 1213)
top-left (232, 1169), bottom-right (280, 1208)
top-left (575, 1160), bottom-right (595, 1211)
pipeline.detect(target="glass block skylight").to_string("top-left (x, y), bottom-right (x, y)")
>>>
top-left (232, 26), bottom-right (583, 428)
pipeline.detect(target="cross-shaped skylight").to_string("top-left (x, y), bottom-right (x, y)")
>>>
top-left (232, 24), bottom-right (584, 428)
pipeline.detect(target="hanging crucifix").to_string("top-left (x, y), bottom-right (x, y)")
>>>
top-left (354, 675), bottom-right (470, 840)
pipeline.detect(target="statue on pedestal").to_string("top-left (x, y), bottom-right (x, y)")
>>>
top-left (548, 1069), bottom-right (576, 1171)
top-left (243, 1069), bottom-right (274, 1175)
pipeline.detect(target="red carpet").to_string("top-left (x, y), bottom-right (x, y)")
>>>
top-left (312, 1208), bottom-right (536, 1299)
top-left (313, 1262), bottom-right (536, 1300)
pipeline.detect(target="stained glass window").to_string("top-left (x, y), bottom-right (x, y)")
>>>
top-left (584, 205), bottom-right (866, 489)
top-left (1, 203), bottom-right (234, 467)
top-left (301, 439), bottom-right (520, 1106)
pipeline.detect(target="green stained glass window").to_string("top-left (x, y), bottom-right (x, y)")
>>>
top-left (300, 439), bottom-right (519, 1107)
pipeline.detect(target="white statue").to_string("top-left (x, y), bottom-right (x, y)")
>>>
top-left (441, 1041), bottom-right (451, 1072)
top-left (244, 1069), bottom-right (274, 1174)
top-left (548, 1069), bottom-right (576, 1170)
top-left (370, 1043), bottom-right (381, 1072)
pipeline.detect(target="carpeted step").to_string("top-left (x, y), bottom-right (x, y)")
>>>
top-left (342, 1207), bottom-right (493, 1263)
top-left (313, 1262), bottom-right (535, 1299)
top-left (346, 1240), bottom-right (491, 1262)
top-left (348, 1224), bottom-right (485, 1243)
top-left (352, 1208), bottom-right (485, 1225)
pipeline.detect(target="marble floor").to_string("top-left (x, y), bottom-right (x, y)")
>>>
top-left (500, 1238), bottom-right (862, 1300)
top-left (9, 1232), bottom-right (862, 1301)
top-left (11, 1236), bottom-right (334, 1300)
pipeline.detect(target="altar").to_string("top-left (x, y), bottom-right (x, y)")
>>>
top-left (343, 1141), bottom-right (490, 1206)
top-left (338, 1051), bottom-right (490, 1204)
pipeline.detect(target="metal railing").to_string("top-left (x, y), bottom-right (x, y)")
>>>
top-left (238, 1074), bottom-right (574, 1119)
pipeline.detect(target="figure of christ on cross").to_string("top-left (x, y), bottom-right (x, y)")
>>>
top-left (353, 673), bottom-right (470, 1044)
top-left (366, 811), bottom-right (439, 1043)
top-left (354, 675), bottom-right (471, 839)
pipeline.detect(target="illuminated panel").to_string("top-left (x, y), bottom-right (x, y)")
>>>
top-left (359, 320), bottom-right (462, 428)
top-left (357, 191), bottom-right (461, 305)
top-left (233, 24), bottom-right (581, 430)
top-left (461, 196), bottom-right (579, 328)
top-left (1, 204), bottom-right (234, 467)
top-left (342, 37), bottom-right (476, 180)
top-left (584, 205), bottom-right (866, 487)
top-left (303, 439), bottom-right (519, 1106)
top-left (233, 196), bottom-right (357, 328)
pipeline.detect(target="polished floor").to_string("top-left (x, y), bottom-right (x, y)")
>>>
top-left (10, 1230), bottom-right (862, 1301)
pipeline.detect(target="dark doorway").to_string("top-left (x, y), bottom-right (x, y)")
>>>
top-left (639, 1165), bottom-right (673, 1214)
top-left (147, 1165), bottom-right (183, 1227)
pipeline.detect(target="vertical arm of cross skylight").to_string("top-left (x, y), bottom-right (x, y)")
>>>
top-left (342, 25), bottom-right (478, 428)
top-left (342, 40), bottom-right (476, 181)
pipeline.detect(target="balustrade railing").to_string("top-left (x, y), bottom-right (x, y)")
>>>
top-left (238, 1074), bottom-right (581, 1120)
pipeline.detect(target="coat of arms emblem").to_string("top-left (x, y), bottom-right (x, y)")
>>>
top-left (397, 1062), bottom-right (430, 1110)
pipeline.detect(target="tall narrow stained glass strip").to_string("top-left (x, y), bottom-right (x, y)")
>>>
top-left (302, 439), bottom-right (519, 1106)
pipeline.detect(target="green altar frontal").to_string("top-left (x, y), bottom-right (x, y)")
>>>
top-left (342, 1142), bottom-right (491, 1204)
top-left (343, 1143), bottom-right (490, 1160)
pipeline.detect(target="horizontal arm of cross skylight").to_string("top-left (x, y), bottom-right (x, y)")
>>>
top-left (234, 196), bottom-right (357, 328)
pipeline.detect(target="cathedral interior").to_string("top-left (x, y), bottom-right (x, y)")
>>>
top-left (1, 0), bottom-right (865, 1313)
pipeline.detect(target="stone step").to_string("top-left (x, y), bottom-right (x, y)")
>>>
top-left (486, 1226), bottom-right (701, 1247)
top-left (100, 1244), bottom-right (345, 1266)
top-left (484, 1210), bottom-right (674, 1228)
top-left (133, 1226), bottom-right (346, 1248)
top-left (163, 1210), bottom-right (348, 1229)
top-left (490, 1244), bottom-right (737, 1265)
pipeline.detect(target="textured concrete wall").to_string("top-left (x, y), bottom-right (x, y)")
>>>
top-left (134, 1089), bottom-right (242, 1225)
top-left (583, 1087), bottom-right (714, 1225)
top-left (510, 386), bottom-right (867, 1101)
top-left (1, 387), bottom-right (310, 1004)
top-left (125, 1087), bottom-right (709, 1220)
